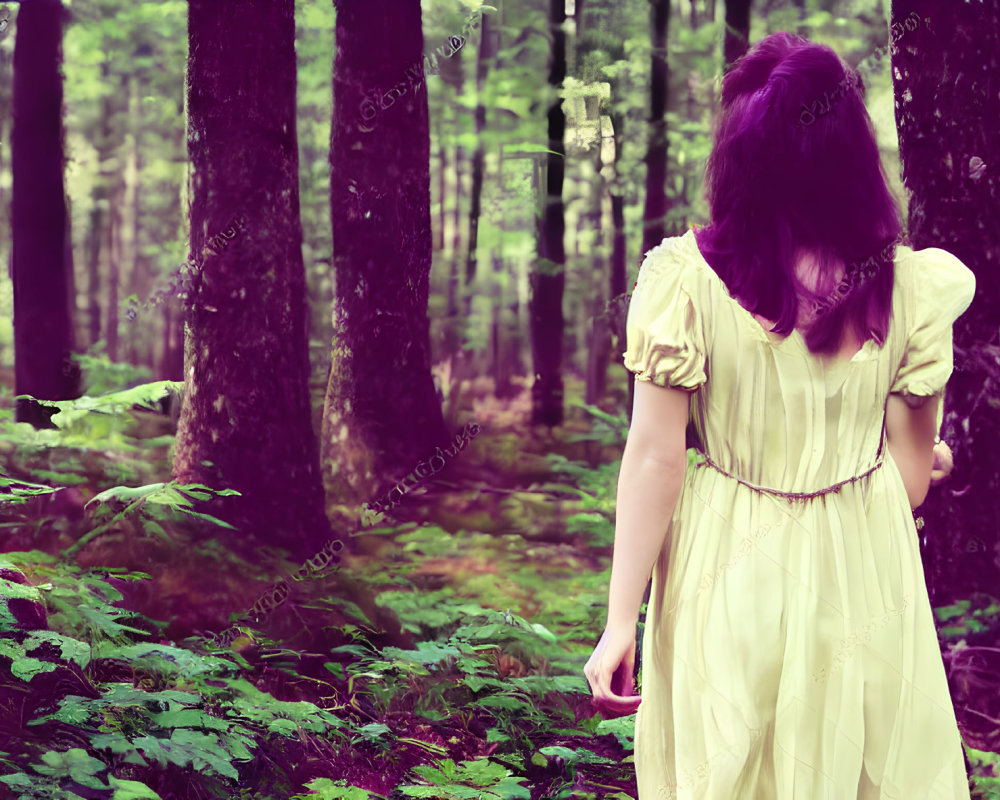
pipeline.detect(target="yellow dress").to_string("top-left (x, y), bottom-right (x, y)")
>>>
top-left (624, 229), bottom-right (976, 799)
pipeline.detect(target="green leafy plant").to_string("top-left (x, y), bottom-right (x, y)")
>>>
top-left (64, 481), bottom-right (241, 557)
top-left (398, 757), bottom-right (530, 799)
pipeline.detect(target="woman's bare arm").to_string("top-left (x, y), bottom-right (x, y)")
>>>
top-left (605, 380), bottom-right (690, 628)
top-left (885, 392), bottom-right (940, 509)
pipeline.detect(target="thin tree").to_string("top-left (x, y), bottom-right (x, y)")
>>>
top-left (723, 0), bottom-right (752, 74)
top-left (530, 0), bottom-right (568, 426)
top-left (11, 0), bottom-right (80, 427)
top-left (641, 0), bottom-right (671, 254)
top-left (324, 0), bottom-right (446, 510)
top-left (173, 0), bottom-right (331, 563)
top-left (465, 11), bottom-right (497, 312)
top-left (889, 1), bottom-right (1000, 602)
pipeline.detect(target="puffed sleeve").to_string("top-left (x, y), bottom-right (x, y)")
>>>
top-left (622, 237), bottom-right (708, 391)
top-left (890, 247), bottom-right (975, 399)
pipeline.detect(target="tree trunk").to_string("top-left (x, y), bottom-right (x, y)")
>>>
top-left (465, 11), bottom-right (496, 315)
top-left (323, 0), bottom-right (446, 511)
top-left (106, 177), bottom-right (122, 362)
top-left (123, 73), bottom-right (143, 367)
top-left (723, 0), bottom-right (752, 74)
top-left (174, 0), bottom-right (331, 562)
top-left (584, 120), bottom-right (611, 406)
top-left (530, 0), bottom-right (568, 427)
top-left (159, 301), bottom-right (183, 381)
top-left (642, 0), bottom-right (671, 254)
top-left (85, 60), bottom-right (117, 351)
top-left (11, 0), bottom-right (80, 427)
top-left (889, 1), bottom-right (1000, 602)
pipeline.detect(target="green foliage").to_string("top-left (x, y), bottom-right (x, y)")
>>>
top-left (934, 596), bottom-right (1000, 640)
top-left (398, 758), bottom-right (530, 799)
top-left (72, 350), bottom-right (155, 397)
top-left (291, 781), bottom-right (377, 800)
top-left (24, 380), bottom-right (182, 430)
top-left (0, 469), bottom-right (58, 505)
top-left (65, 480), bottom-right (241, 557)
top-left (966, 747), bottom-right (1000, 797)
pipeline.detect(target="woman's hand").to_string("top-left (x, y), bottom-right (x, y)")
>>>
top-left (930, 439), bottom-right (954, 486)
top-left (584, 624), bottom-right (642, 718)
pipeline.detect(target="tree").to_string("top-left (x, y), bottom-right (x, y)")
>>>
top-left (641, 0), bottom-right (671, 254)
top-left (466, 10), bottom-right (497, 312)
top-left (172, 0), bottom-right (331, 563)
top-left (530, 0), bottom-right (568, 427)
top-left (323, 0), bottom-right (447, 511)
top-left (11, 0), bottom-right (80, 427)
top-left (889, 1), bottom-right (1000, 602)
top-left (723, 0), bottom-right (752, 75)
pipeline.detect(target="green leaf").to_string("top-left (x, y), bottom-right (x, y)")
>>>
top-left (36, 747), bottom-right (110, 790)
top-left (110, 778), bottom-right (164, 799)
top-left (538, 745), bottom-right (579, 763)
top-left (933, 601), bottom-right (971, 622)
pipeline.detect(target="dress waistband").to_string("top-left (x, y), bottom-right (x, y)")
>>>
top-left (693, 448), bottom-right (886, 502)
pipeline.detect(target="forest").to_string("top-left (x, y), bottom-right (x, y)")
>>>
top-left (0, 0), bottom-right (998, 797)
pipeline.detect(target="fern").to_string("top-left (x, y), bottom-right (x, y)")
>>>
top-left (64, 480), bottom-right (241, 557)
top-left (0, 470), bottom-right (57, 505)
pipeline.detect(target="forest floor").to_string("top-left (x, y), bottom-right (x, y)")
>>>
top-left (0, 375), bottom-right (998, 800)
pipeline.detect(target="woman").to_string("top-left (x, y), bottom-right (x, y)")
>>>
top-left (584, 32), bottom-right (975, 798)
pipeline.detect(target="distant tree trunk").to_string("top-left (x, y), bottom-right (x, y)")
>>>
top-left (584, 119), bottom-right (611, 406)
top-left (85, 204), bottom-right (103, 348)
top-left (11, 0), bottom-right (80, 427)
top-left (174, 0), bottom-right (331, 562)
top-left (465, 12), bottom-right (495, 313)
top-left (158, 190), bottom-right (184, 381)
top-left (723, 0), bottom-right (752, 74)
top-left (448, 147), bottom-right (463, 318)
top-left (437, 117), bottom-right (448, 253)
top-left (85, 60), bottom-right (117, 351)
top-left (324, 0), bottom-right (446, 512)
top-left (159, 301), bottom-right (183, 380)
top-left (106, 178), bottom-right (122, 362)
top-left (0, 28), bottom-right (10, 287)
top-left (530, 0), bottom-right (567, 426)
top-left (890, 1), bottom-right (1000, 603)
top-left (123, 73), bottom-right (144, 367)
top-left (642, 0), bottom-right (671, 254)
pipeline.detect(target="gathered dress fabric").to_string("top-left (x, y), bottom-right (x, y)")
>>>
top-left (625, 229), bottom-right (976, 799)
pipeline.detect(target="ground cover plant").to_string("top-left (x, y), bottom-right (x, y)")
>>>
top-left (0, 377), bottom-right (997, 800)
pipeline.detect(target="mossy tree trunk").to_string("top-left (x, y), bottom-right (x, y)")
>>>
top-left (173, 0), bottom-right (330, 562)
top-left (323, 0), bottom-right (446, 513)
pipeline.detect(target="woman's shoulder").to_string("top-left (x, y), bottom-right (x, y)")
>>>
top-left (637, 228), bottom-right (712, 291)
top-left (893, 244), bottom-right (976, 310)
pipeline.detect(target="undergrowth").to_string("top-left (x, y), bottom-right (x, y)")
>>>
top-left (0, 380), bottom-right (997, 799)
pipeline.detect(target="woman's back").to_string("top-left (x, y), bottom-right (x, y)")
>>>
top-left (625, 228), bottom-right (975, 498)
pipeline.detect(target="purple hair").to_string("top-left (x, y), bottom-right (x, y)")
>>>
top-left (693, 32), bottom-right (905, 355)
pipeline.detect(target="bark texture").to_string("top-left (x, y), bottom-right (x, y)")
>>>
top-left (173, 0), bottom-right (330, 562)
top-left (642, 0), bottom-right (671, 254)
top-left (723, 0), bottom-right (752, 74)
top-left (890, 0), bottom-right (1000, 602)
top-left (11, 0), bottom-right (80, 427)
top-left (323, 0), bottom-right (446, 512)
top-left (530, 0), bottom-right (568, 427)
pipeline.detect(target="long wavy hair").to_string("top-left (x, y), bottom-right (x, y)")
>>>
top-left (693, 32), bottom-right (905, 355)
